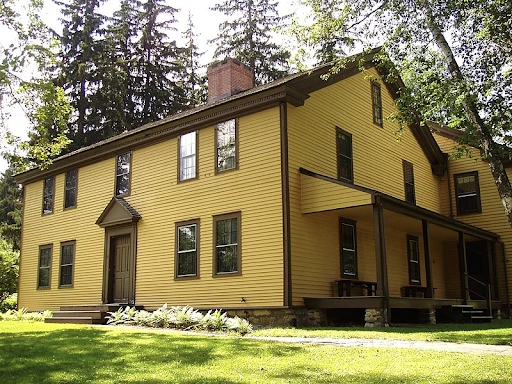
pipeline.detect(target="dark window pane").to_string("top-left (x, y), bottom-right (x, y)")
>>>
top-left (342, 249), bottom-right (356, 275)
top-left (372, 83), bottom-right (383, 125)
top-left (178, 251), bottom-right (197, 276)
top-left (216, 245), bottom-right (238, 273)
top-left (179, 225), bottom-right (196, 252)
top-left (39, 268), bottom-right (50, 287)
top-left (337, 129), bottom-right (353, 182)
top-left (65, 188), bottom-right (76, 209)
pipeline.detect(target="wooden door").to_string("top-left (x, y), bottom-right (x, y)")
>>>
top-left (113, 235), bottom-right (131, 303)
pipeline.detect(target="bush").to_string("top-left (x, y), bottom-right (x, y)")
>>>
top-left (0, 308), bottom-right (52, 321)
top-left (0, 293), bottom-right (17, 312)
top-left (106, 305), bottom-right (253, 335)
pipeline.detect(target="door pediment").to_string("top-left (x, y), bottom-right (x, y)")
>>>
top-left (96, 197), bottom-right (141, 228)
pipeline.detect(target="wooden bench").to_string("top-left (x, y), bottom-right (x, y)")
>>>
top-left (401, 285), bottom-right (435, 298)
top-left (334, 279), bottom-right (378, 297)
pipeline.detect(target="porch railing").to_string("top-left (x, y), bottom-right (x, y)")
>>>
top-left (465, 274), bottom-right (492, 316)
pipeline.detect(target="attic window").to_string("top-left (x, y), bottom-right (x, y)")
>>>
top-left (455, 171), bottom-right (482, 215)
top-left (116, 153), bottom-right (131, 196)
top-left (371, 82), bottom-right (383, 127)
top-left (403, 160), bottom-right (416, 204)
top-left (336, 127), bottom-right (353, 182)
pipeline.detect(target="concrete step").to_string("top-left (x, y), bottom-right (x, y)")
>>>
top-left (52, 311), bottom-right (104, 319)
top-left (461, 310), bottom-right (484, 315)
top-left (451, 305), bottom-right (474, 309)
top-left (471, 315), bottom-right (493, 323)
top-left (45, 316), bottom-right (104, 325)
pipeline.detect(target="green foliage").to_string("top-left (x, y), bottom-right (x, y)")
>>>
top-left (0, 238), bottom-right (19, 301)
top-left (0, 308), bottom-right (52, 321)
top-left (211, 0), bottom-right (291, 84)
top-left (106, 304), bottom-right (253, 335)
top-left (0, 293), bottom-right (17, 312)
top-left (0, 167), bottom-right (22, 249)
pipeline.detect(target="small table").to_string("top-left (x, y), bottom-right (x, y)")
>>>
top-left (401, 285), bottom-right (434, 298)
top-left (334, 279), bottom-right (378, 297)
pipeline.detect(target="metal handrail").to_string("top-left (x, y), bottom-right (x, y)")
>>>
top-left (465, 273), bottom-right (492, 316)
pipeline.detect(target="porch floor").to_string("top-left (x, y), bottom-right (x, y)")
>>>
top-left (304, 296), bottom-right (501, 310)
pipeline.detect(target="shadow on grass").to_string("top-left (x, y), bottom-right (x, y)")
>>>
top-left (0, 324), bottom-right (510, 383)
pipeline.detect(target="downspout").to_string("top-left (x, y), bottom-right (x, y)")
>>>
top-left (280, 101), bottom-right (292, 307)
top-left (501, 242), bottom-right (511, 318)
top-left (446, 157), bottom-right (454, 218)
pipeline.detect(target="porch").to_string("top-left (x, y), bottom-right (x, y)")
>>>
top-left (298, 168), bottom-right (504, 324)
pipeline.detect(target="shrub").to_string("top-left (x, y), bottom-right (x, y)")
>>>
top-left (106, 305), bottom-right (252, 335)
top-left (0, 293), bottom-right (17, 312)
top-left (0, 308), bottom-right (52, 322)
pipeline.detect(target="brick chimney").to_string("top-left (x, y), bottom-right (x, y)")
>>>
top-left (207, 58), bottom-right (254, 103)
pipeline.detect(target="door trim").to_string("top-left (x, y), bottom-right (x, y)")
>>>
top-left (102, 225), bottom-right (137, 305)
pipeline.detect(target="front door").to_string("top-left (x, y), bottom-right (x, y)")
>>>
top-left (112, 235), bottom-right (131, 303)
top-left (466, 241), bottom-right (490, 300)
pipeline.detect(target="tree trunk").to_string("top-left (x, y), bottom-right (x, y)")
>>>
top-left (424, 6), bottom-right (512, 228)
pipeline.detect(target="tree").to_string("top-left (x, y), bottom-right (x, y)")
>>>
top-left (1, 0), bottom-right (71, 170)
top-left (100, 0), bottom-right (141, 135)
top-left (0, 166), bottom-right (22, 250)
top-left (0, 238), bottom-right (19, 302)
top-left (211, 0), bottom-right (291, 84)
top-left (180, 12), bottom-right (206, 108)
top-left (55, 0), bottom-right (106, 149)
top-left (133, 0), bottom-right (185, 124)
top-left (295, 0), bottom-right (512, 227)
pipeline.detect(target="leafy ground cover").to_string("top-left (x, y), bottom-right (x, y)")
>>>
top-left (1, 321), bottom-right (512, 383)
top-left (253, 320), bottom-right (512, 346)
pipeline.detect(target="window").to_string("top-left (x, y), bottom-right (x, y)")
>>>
top-left (371, 82), bottom-right (383, 126)
top-left (115, 153), bottom-right (131, 196)
top-left (64, 169), bottom-right (77, 209)
top-left (176, 221), bottom-right (199, 278)
top-left (38, 245), bottom-right (52, 288)
top-left (407, 235), bottom-right (420, 284)
top-left (42, 176), bottom-right (55, 215)
top-left (59, 241), bottom-right (75, 287)
top-left (216, 119), bottom-right (237, 172)
top-left (214, 212), bottom-right (240, 274)
top-left (403, 160), bottom-right (416, 204)
top-left (340, 218), bottom-right (357, 277)
top-left (336, 127), bottom-right (353, 182)
top-left (455, 171), bottom-right (482, 215)
top-left (179, 131), bottom-right (197, 181)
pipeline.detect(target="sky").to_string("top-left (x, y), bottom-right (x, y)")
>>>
top-left (0, 0), bottom-right (306, 173)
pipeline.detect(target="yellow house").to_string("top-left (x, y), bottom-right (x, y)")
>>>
top-left (16, 49), bottom-right (511, 326)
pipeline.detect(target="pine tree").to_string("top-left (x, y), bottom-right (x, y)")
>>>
top-left (211, 0), bottom-right (291, 85)
top-left (55, 0), bottom-right (106, 149)
top-left (0, 166), bottom-right (22, 250)
top-left (133, 0), bottom-right (185, 124)
top-left (100, 0), bottom-right (141, 135)
top-left (180, 12), bottom-right (206, 108)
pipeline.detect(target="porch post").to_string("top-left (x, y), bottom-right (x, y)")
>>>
top-left (489, 241), bottom-right (499, 300)
top-left (422, 220), bottom-right (434, 298)
top-left (458, 231), bottom-right (469, 303)
top-left (373, 201), bottom-right (390, 322)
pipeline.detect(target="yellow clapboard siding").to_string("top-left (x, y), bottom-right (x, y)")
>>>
top-left (19, 108), bottom-right (284, 311)
top-left (300, 174), bottom-right (373, 213)
top-left (433, 132), bottom-right (511, 302)
top-left (126, 108), bottom-right (284, 308)
top-left (288, 68), bottom-right (443, 305)
top-left (19, 160), bottom-right (114, 311)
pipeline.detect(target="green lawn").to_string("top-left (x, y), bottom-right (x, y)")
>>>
top-left (253, 319), bottom-right (512, 345)
top-left (1, 321), bottom-right (512, 383)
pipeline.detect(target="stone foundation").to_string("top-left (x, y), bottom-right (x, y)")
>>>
top-left (364, 308), bottom-right (389, 327)
top-left (226, 308), bottom-right (327, 327)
